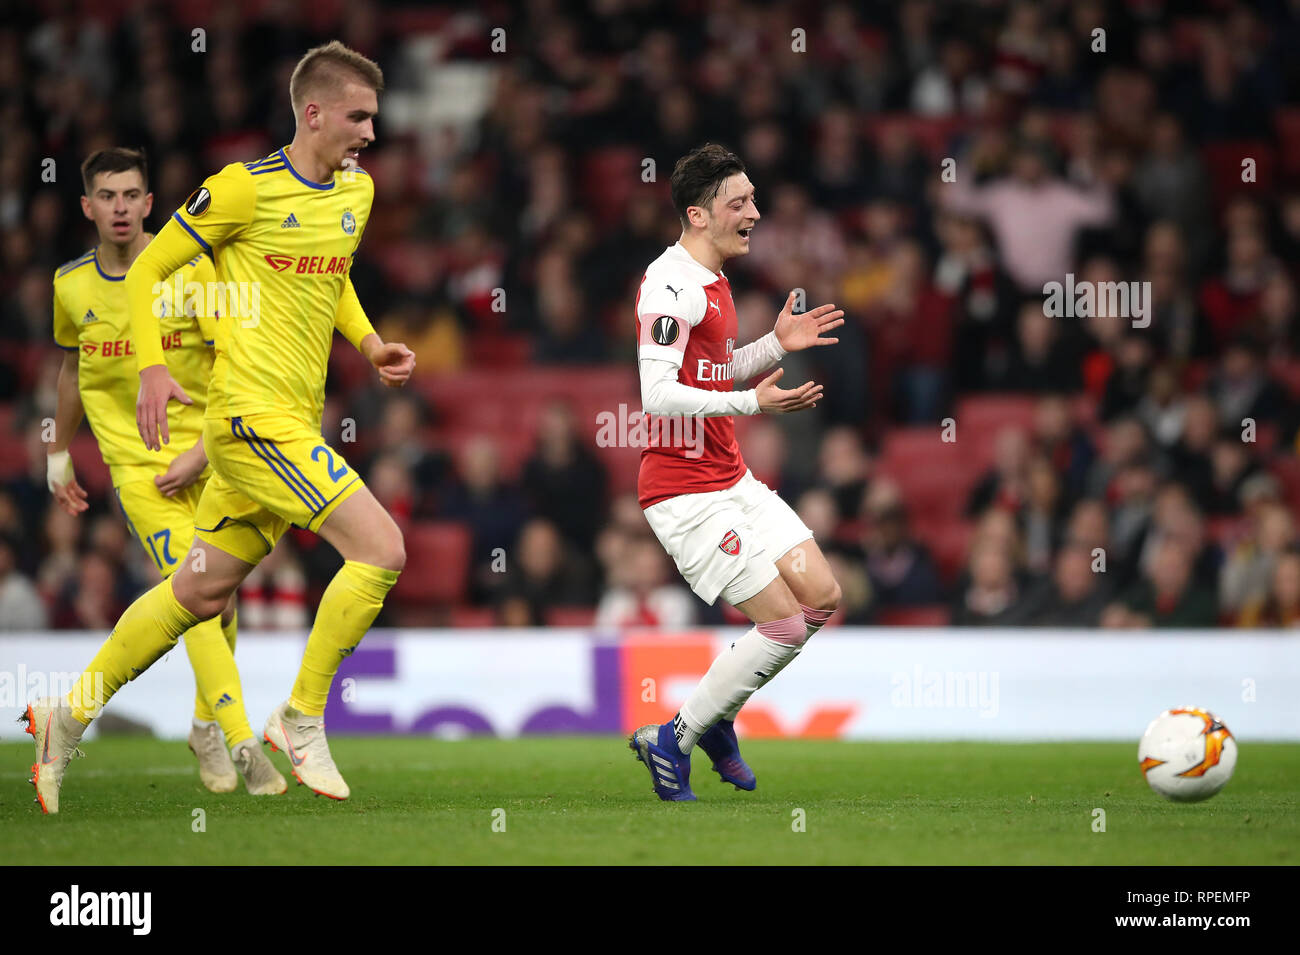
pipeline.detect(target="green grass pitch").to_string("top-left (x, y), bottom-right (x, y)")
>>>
top-left (3, 737), bottom-right (1296, 865)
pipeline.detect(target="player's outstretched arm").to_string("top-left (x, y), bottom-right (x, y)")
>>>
top-left (47, 350), bottom-right (88, 515)
top-left (641, 356), bottom-right (764, 417)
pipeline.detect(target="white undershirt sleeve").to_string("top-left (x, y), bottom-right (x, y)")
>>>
top-left (640, 357), bottom-right (761, 417)
top-left (730, 330), bottom-right (786, 382)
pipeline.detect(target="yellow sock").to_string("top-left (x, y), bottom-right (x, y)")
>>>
top-left (190, 608), bottom-right (238, 723)
top-left (67, 576), bottom-right (199, 725)
top-left (183, 612), bottom-right (253, 747)
top-left (291, 560), bottom-right (398, 716)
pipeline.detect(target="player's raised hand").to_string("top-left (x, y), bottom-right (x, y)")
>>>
top-left (370, 341), bottom-right (416, 388)
top-left (755, 367), bottom-right (823, 414)
top-left (773, 291), bottom-right (844, 352)
top-left (136, 364), bottom-right (192, 451)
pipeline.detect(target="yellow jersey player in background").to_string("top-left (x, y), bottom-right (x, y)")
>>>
top-left (42, 148), bottom-right (285, 803)
top-left (23, 41), bottom-right (415, 812)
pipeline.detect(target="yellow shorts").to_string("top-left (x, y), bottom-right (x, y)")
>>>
top-left (115, 478), bottom-right (207, 577)
top-left (194, 413), bottom-right (364, 565)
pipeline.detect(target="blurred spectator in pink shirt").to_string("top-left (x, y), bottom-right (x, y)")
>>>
top-left (942, 141), bottom-right (1114, 291)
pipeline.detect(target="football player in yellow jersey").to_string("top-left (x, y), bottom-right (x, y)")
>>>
top-left (40, 147), bottom-right (285, 806)
top-left (24, 42), bottom-right (415, 812)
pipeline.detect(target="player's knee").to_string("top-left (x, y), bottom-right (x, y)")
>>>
top-left (187, 590), bottom-right (228, 622)
top-left (174, 569), bottom-right (233, 621)
top-left (220, 595), bottom-right (237, 627)
top-left (371, 530), bottom-right (405, 573)
top-left (384, 541), bottom-right (406, 573)
top-left (812, 578), bottom-right (842, 613)
top-left (171, 572), bottom-right (214, 621)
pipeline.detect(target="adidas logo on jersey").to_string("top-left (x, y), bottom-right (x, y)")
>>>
top-left (82, 309), bottom-right (97, 323)
top-left (280, 213), bottom-right (301, 229)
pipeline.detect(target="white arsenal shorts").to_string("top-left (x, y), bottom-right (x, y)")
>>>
top-left (643, 469), bottom-right (814, 607)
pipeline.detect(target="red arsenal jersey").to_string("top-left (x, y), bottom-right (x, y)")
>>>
top-left (634, 243), bottom-right (747, 507)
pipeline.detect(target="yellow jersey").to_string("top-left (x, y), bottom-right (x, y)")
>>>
top-left (53, 247), bottom-right (217, 486)
top-left (126, 146), bottom-right (378, 430)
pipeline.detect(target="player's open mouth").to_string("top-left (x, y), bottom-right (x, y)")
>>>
top-left (738, 227), bottom-right (753, 241)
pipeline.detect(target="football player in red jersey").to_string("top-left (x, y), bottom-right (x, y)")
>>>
top-left (628, 143), bottom-right (845, 800)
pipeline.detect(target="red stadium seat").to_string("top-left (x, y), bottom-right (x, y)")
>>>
top-left (878, 428), bottom-right (982, 517)
top-left (953, 394), bottom-right (1037, 447)
top-left (421, 367), bottom-right (643, 490)
top-left (449, 606), bottom-right (497, 628)
top-left (390, 522), bottom-right (472, 606)
top-left (876, 606), bottom-right (951, 626)
top-left (879, 427), bottom-right (954, 470)
top-left (546, 606), bottom-right (596, 627)
top-left (913, 518), bottom-right (975, 585)
top-left (467, 334), bottom-right (532, 368)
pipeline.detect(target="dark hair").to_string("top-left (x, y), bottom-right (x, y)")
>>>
top-left (81, 147), bottom-right (149, 195)
top-left (670, 143), bottom-right (746, 226)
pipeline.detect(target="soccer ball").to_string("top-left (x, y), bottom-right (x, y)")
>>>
top-left (1138, 707), bottom-right (1237, 802)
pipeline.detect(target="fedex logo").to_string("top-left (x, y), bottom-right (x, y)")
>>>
top-left (81, 331), bottom-right (184, 358)
top-left (324, 636), bottom-right (856, 739)
top-left (265, 254), bottom-right (352, 275)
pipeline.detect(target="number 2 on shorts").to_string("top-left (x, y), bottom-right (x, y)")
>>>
top-left (311, 445), bottom-right (349, 482)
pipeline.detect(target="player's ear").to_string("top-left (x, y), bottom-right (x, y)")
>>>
top-left (79, 194), bottom-right (93, 221)
top-left (687, 204), bottom-right (708, 231)
top-left (143, 192), bottom-right (154, 219)
top-left (305, 103), bottom-right (320, 130)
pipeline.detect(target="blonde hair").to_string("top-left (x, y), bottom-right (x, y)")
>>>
top-left (289, 41), bottom-right (384, 115)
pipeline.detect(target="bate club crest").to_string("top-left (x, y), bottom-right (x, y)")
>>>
top-left (719, 529), bottom-right (740, 556)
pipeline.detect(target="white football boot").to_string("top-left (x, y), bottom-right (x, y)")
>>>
top-left (188, 722), bottom-right (238, 793)
top-left (262, 701), bottom-right (349, 799)
top-left (230, 737), bottom-right (288, 795)
top-left (20, 697), bottom-right (87, 815)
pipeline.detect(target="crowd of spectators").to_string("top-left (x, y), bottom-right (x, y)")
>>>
top-left (3, 0), bottom-right (1300, 630)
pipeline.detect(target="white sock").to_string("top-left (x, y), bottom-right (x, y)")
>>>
top-left (722, 606), bottom-right (833, 721)
top-left (671, 712), bottom-right (703, 752)
top-left (678, 614), bottom-right (806, 752)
